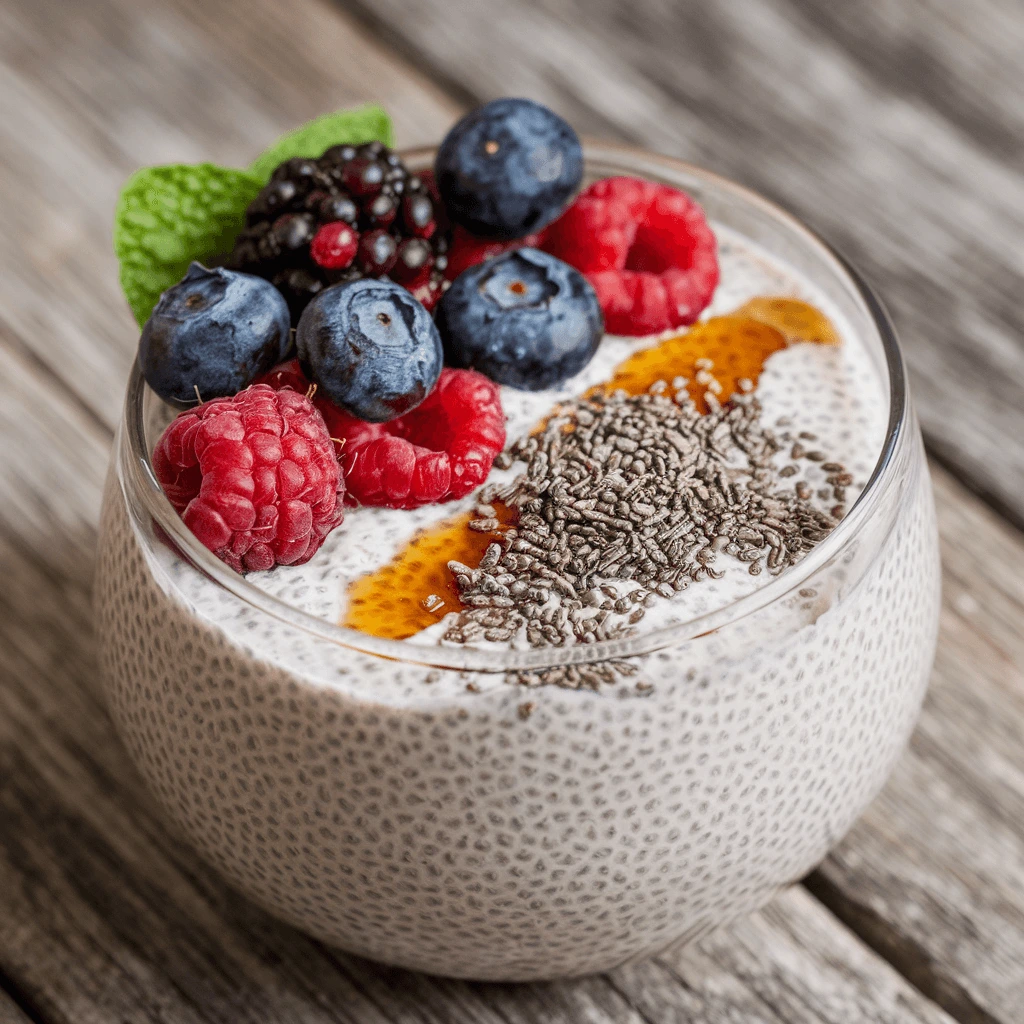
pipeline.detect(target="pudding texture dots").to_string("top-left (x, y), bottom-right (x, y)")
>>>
top-left (97, 112), bottom-right (940, 980)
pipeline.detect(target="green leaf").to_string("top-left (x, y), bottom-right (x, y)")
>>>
top-left (248, 104), bottom-right (394, 182)
top-left (114, 163), bottom-right (262, 326)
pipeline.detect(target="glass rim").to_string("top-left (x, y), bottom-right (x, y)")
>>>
top-left (119, 141), bottom-right (908, 673)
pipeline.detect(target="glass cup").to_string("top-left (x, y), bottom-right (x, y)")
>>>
top-left (96, 143), bottom-right (941, 981)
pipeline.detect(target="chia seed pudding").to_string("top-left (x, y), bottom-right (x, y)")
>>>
top-left (97, 129), bottom-right (940, 979)
top-left (151, 226), bottom-right (887, 688)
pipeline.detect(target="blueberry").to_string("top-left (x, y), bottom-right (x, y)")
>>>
top-left (436, 248), bottom-right (603, 390)
top-left (436, 98), bottom-right (583, 240)
top-left (139, 263), bottom-right (291, 408)
top-left (296, 278), bottom-right (442, 422)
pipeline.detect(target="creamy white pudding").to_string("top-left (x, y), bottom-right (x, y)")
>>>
top-left (96, 150), bottom-right (939, 980)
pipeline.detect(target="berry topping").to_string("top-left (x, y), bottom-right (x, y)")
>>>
top-left (152, 384), bottom-right (343, 573)
top-left (296, 278), bottom-right (443, 423)
top-left (435, 98), bottom-right (583, 240)
top-left (273, 157), bottom-right (327, 190)
top-left (246, 178), bottom-right (299, 223)
top-left (415, 168), bottom-right (449, 236)
top-left (257, 362), bottom-right (505, 510)
top-left (541, 176), bottom-right (719, 335)
top-left (317, 193), bottom-right (359, 225)
top-left (271, 267), bottom-right (324, 323)
top-left (310, 221), bottom-right (359, 269)
top-left (270, 211), bottom-right (317, 252)
top-left (401, 191), bottom-right (436, 238)
top-left (365, 189), bottom-right (399, 228)
top-left (228, 142), bottom-right (451, 325)
top-left (139, 263), bottom-right (291, 408)
top-left (444, 224), bottom-right (544, 280)
top-left (340, 155), bottom-right (387, 197)
top-left (436, 248), bottom-right (603, 390)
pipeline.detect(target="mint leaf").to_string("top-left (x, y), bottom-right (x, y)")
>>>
top-left (248, 104), bottom-right (394, 182)
top-left (114, 163), bottom-right (262, 326)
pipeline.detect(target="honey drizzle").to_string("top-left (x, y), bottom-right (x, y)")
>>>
top-left (343, 502), bottom-right (517, 640)
top-left (734, 296), bottom-right (841, 347)
top-left (341, 297), bottom-right (837, 640)
top-left (592, 315), bottom-right (787, 413)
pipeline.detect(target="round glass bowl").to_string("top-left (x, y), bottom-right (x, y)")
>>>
top-left (96, 143), bottom-right (940, 981)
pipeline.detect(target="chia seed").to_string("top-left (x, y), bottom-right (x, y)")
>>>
top-left (442, 383), bottom-right (846, 688)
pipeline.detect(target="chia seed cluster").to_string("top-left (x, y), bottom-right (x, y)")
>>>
top-left (443, 370), bottom-right (849, 689)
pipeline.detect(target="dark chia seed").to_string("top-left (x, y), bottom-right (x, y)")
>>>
top-left (443, 384), bottom-right (847, 690)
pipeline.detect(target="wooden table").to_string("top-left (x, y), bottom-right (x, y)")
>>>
top-left (1, 0), bottom-right (1022, 1020)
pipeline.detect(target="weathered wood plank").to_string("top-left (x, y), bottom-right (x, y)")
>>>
top-left (615, 890), bottom-right (954, 1024)
top-left (336, 0), bottom-right (1024, 527)
top-left (0, 328), bottom-right (110, 581)
top-left (0, 0), bottom-right (459, 434)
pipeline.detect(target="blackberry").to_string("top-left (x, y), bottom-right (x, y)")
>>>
top-left (392, 237), bottom-right (433, 283)
top-left (228, 142), bottom-right (450, 324)
top-left (358, 229), bottom-right (399, 275)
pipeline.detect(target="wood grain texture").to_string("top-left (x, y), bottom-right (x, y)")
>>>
top-left (0, 992), bottom-right (32, 1024)
top-left (336, 0), bottom-right (1024, 528)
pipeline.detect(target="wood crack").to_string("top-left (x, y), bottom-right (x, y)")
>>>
top-left (804, 872), bottom-right (1002, 1024)
top-left (0, 971), bottom-right (49, 1024)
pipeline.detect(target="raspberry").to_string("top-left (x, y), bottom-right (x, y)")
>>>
top-left (256, 361), bottom-right (505, 509)
top-left (152, 385), bottom-right (343, 573)
top-left (541, 193), bottom-right (635, 272)
top-left (310, 221), bottom-right (359, 269)
top-left (541, 176), bottom-right (719, 335)
top-left (445, 225), bottom-right (545, 280)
